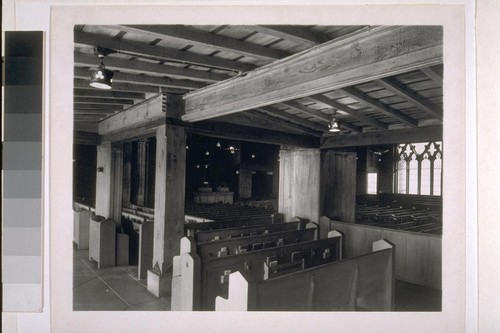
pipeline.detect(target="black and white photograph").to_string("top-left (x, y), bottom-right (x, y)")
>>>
top-left (72, 24), bottom-right (443, 312)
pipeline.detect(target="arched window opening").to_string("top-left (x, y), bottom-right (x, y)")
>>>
top-left (395, 141), bottom-right (442, 196)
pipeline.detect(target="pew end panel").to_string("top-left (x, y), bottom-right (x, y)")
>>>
top-left (356, 240), bottom-right (395, 311)
top-left (73, 209), bottom-right (92, 250)
top-left (89, 216), bottom-right (116, 269)
top-left (289, 216), bottom-right (309, 229)
top-left (171, 252), bottom-right (201, 311)
top-left (201, 237), bottom-right (343, 310)
top-left (215, 270), bottom-right (257, 311)
top-left (138, 220), bottom-right (154, 280)
top-left (216, 239), bottom-right (394, 312)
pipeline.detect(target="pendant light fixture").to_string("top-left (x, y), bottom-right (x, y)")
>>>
top-left (328, 110), bottom-right (341, 132)
top-left (89, 48), bottom-right (114, 90)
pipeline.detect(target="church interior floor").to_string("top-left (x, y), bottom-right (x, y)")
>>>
top-left (73, 245), bottom-right (441, 312)
top-left (73, 244), bottom-right (171, 311)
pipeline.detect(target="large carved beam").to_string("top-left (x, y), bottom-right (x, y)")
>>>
top-left (183, 26), bottom-right (442, 122)
top-left (321, 126), bottom-right (442, 149)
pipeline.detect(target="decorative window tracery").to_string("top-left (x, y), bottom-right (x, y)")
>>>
top-left (395, 141), bottom-right (442, 196)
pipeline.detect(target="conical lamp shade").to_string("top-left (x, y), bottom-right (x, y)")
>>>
top-left (90, 65), bottom-right (114, 90)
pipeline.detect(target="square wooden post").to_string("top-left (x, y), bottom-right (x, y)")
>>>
top-left (147, 123), bottom-right (186, 297)
top-left (95, 143), bottom-right (123, 226)
top-left (278, 148), bottom-right (321, 222)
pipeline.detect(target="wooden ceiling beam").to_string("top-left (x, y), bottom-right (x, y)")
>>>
top-left (280, 100), bottom-right (359, 133)
top-left (74, 113), bottom-right (116, 117)
top-left (74, 131), bottom-right (101, 146)
top-left (74, 66), bottom-right (205, 90)
top-left (375, 77), bottom-right (443, 122)
top-left (168, 118), bottom-right (319, 148)
top-left (75, 78), bottom-right (177, 94)
top-left (75, 78), bottom-right (160, 93)
top-left (217, 113), bottom-right (289, 134)
top-left (74, 30), bottom-right (256, 73)
top-left (420, 67), bottom-right (443, 87)
top-left (339, 87), bottom-right (419, 127)
top-left (120, 25), bottom-right (292, 61)
top-left (74, 96), bottom-right (135, 105)
top-left (241, 25), bottom-right (327, 46)
top-left (280, 100), bottom-right (331, 122)
top-left (74, 103), bottom-right (123, 110)
top-left (256, 105), bottom-right (327, 132)
top-left (321, 125), bottom-right (442, 149)
top-left (308, 94), bottom-right (388, 130)
top-left (74, 51), bottom-right (229, 83)
top-left (183, 26), bottom-right (443, 122)
top-left (281, 101), bottom-right (363, 133)
top-left (74, 88), bottom-right (146, 100)
top-left (99, 95), bottom-right (165, 136)
top-left (250, 110), bottom-right (323, 137)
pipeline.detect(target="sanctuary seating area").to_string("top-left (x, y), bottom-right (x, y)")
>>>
top-left (355, 194), bottom-right (442, 235)
top-left (172, 213), bottom-right (394, 311)
top-left (74, 201), bottom-right (395, 311)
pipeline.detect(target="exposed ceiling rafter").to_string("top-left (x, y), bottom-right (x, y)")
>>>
top-left (118, 25), bottom-right (292, 61)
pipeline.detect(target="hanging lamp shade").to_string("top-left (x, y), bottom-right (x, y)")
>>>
top-left (90, 62), bottom-right (114, 90)
top-left (328, 110), bottom-right (341, 132)
top-left (328, 118), bottom-right (340, 132)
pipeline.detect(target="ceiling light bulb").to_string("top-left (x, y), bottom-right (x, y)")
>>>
top-left (328, 119), bottom-right (340, 132)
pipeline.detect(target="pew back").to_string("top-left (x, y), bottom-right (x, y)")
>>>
top-left (201, 236), bottom-right (342, 310)
top-left (196, 228), bottom-right (316, 261)
top-left (195, 221), bottom-right (300, 243)
top-left (216, 240), bottom-right (394, 311)
top-left (185, 216), bottom-right (274, 235)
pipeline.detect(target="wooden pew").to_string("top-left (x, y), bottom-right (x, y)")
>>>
top-left (74, 201), bottom-right (95, 213)
top-left (195, 220), bottom-right (300, 243)
top-left (184, 215), bottom-right (275, 236)
top-left (216, 239), bottom-right (394, 311)
top-left (196, 228), bottom-right (316, 261)
top-left (172, 233), bottom-right (342, 311)
top-left (321, 217), bottom-right (441, 290)
top-left (88, 216), bottom-right (116, 269)
top-left (73, 208), bottom-right (93, 250)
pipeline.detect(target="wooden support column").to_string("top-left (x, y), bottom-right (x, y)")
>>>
top-left (238, 169), bottom-right (252, 199)
top-left (112, 144), bottom-right (124, 228)
top-left (95, 143), bottom-right (112, 218)
top-left (122, 142), bottom-right (132, 207)
top-left (320, 151), bottom-right (357, 223)
top-left (95, 143), bottom-right (123, 226)
top-left (147, 124), bottom-right (186, 297)
top-left (278, 148), bottom-right (320, 222)
top-left (136, 140), bottom-right (147, 206)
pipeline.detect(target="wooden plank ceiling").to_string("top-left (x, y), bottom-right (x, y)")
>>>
top-left (74, 25), bottom-right (443, 145)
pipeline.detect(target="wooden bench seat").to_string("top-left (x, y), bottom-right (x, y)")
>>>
top-left (185, 216), bottom-right (274, 236)
top-left (216, 239), bottom-right (394, 311)
top-left (171, 233), bottom-right (342, 311)
top-left (196, 228), bottom-right (316, 261)
top-left (194, 221), bottom-right (300, 243)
